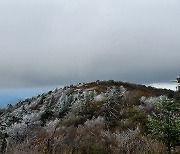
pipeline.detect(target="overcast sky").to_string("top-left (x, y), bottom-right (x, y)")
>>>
top-left (0, 0), bottom-right (180, 89)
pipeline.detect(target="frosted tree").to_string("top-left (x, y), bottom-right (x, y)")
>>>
top-left (103, 86), bottom-right (125, 129)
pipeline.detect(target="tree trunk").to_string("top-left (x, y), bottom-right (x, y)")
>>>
top-left (167, 145), bottom-right (171, 154)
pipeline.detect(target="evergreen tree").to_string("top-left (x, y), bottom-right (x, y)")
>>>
top-left (148, 98), bottom-right (180, 154)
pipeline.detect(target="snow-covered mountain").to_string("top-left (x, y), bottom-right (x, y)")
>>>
top-left (0, 80), bottom-right (179, 154)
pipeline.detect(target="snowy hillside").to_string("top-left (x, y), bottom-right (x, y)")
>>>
top-left (0, 80), bottom-right (179, 154)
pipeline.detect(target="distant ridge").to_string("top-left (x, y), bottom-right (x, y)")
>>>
top-left (0, 95), bottom-right (23, 108)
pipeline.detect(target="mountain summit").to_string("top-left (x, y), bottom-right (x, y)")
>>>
top-left (0, 80), bottom-right (179, 153)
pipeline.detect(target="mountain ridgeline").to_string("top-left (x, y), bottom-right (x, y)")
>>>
top-left (0, 80), bottom-right (179, 154)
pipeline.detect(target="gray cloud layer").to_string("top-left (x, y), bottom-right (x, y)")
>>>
top-left (0, 0), bottom-right (180, 88)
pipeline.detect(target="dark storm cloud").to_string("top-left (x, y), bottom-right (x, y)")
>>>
top-left (0, 0), bottom-right (180, 89)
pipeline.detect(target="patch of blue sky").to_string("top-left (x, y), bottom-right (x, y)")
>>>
top-left (0, 86), bottom-right (62, 108)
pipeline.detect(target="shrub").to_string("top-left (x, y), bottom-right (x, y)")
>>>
top-left (40, 110), bottom-right (53, 126)
top-left (122, 108), bottom-right (148, 134)
top-left (88, 143), bottom-right (103, 154)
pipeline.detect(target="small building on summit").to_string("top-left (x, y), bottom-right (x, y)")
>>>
top-left (171, 76), bottom-right (180, 92)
